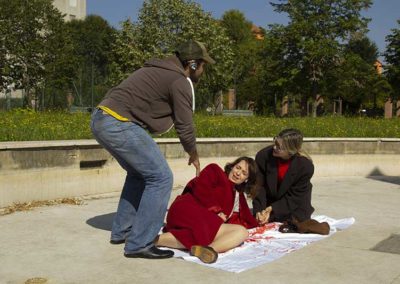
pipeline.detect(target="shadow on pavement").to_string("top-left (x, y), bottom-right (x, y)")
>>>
top-left (86, 212), bottom-right (115, 231)
top-left (367, 176), bottom-right (400, 185)
top-left (367, 168), bottom-right (400, 186)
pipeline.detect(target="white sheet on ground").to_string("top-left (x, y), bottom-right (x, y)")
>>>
top-left (167, 215), bottom-right (355, 273)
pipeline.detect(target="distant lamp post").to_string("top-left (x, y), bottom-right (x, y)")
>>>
top-left (90, 52), bottom-right (95, 111)
top-left (6, 85), bottom-right (12, 110)
top-left (91, 61), bottom-right (94, 110)
top-left (333, 98), bottom-right (342, 115)
top-left (90, 51), bottom-right (96, 111)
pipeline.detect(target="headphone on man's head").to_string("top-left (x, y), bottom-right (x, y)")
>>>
top-left (189, 60), bottom-right (197, 71)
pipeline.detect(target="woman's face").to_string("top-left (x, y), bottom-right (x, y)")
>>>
top-left (228, 160), bottom-right (249, 185)
top-left (272, 137), bottom-right (291, 160)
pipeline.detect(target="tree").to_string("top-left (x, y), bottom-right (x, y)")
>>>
top-left (384, 19), bottom-right (400, 100)
top-left (221, 10), bottom-right (264, 109)
top-left (346, 34), bottom-right (379, 65)
top-left (107, 20), bottom-right (146, 85)
top-left (41, 19), bottom-right (77, 109)
top-left (108, 0), bottom-right (234, 109)
top-left (341, 35), bottom-right (389, 114)
top-left (0, 11), bottom-right (11, 92)
top-left (221, 10), bottom-right (253, 44)
top-left (258, 25), bottom-right (299, 115)
top-left (321, 37), bottom-right (391, 116)
top-left (325, 52), bottom-right (376, 113)
top-left (66, 15), bottom-right (116, 107)
top-left (0, 0), bottom-right (72, 108)
top-left (266, 0), bottom-right (372, 115)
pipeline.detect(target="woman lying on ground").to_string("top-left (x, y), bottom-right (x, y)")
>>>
top-left (253, 128), bottom-right (315, 225)
top-left (155, 157), bottom-right (260, 264)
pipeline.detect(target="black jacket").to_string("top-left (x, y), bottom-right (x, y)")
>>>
top-left (253, 146), bottom-right (314, 222)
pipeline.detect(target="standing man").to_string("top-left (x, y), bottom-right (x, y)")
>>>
top-left (90, 40), bottom-right (215, 259)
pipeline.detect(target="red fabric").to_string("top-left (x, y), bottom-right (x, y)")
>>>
top-left (277, 158), bottom-right (291, 185)
top-left (164, 163), bottom-right (258, 249)
top-left (234, 193), bottom-right (259, 228)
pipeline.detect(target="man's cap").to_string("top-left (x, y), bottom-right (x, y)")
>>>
top-left (176, 40), bottom-right (215, 64)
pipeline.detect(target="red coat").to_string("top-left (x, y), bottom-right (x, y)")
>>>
top-left (164, 163), bottom-right (258, 249)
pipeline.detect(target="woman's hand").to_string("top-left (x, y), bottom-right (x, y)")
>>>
top-left (217, 212), bottom-right (227, 222)
top-left (256, 206), bottom-right (272, 225)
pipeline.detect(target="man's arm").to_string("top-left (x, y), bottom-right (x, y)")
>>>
top-left (188, 149), bottom-right (200, 177)
top-left (170, 78), bottom-right (200, 175)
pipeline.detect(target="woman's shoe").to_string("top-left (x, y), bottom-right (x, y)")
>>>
top-left (190, 245), bottom-right (218, 264)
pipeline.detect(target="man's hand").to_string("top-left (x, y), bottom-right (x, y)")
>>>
top-left (188, 150), bottom-right (200, 176)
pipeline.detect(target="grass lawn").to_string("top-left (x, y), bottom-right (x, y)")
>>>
top-left (1, 109), bottom-right (399, 142)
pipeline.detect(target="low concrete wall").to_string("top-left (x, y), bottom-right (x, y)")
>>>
top-left (1, 138), bottom-right (399, 208)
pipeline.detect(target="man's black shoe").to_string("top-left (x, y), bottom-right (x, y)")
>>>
top-left (124, 246), bottom-right (174, 259)
top-left (110, 239), bottom-right (125, 245)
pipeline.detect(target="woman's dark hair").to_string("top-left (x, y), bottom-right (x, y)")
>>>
top-left (224, 156), bottom-right (258, 198)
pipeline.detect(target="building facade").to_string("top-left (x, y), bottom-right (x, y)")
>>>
top-left (53, 0), bottom-right (86, 21)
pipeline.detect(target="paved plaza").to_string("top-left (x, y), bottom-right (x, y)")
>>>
top-left (0, 159), bottom-right (399, 284)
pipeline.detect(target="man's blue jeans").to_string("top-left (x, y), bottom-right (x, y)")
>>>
top-left (90, 108), bottom-right (173, 253)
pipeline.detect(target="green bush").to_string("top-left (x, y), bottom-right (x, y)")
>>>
top-left (0, 110), bottom-right (399, 142)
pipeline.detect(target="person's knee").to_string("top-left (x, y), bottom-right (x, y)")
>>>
top-left (161, 167), bottom-right (173, 185)
top-left (231, 225), bottom-right (248, 242)
top-left (156, 166), bottom-right (173, 191)
top-left (238, 226), bottom-right (248, 240)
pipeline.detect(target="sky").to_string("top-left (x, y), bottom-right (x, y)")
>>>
top-left (86, 0), bottom-right (400, 60)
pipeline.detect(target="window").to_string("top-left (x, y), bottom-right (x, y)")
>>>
top-left (69, 0), bottom-right (77, 7)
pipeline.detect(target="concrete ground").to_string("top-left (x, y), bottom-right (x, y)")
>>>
top-left (0, 159), bottom-right (400, 284)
